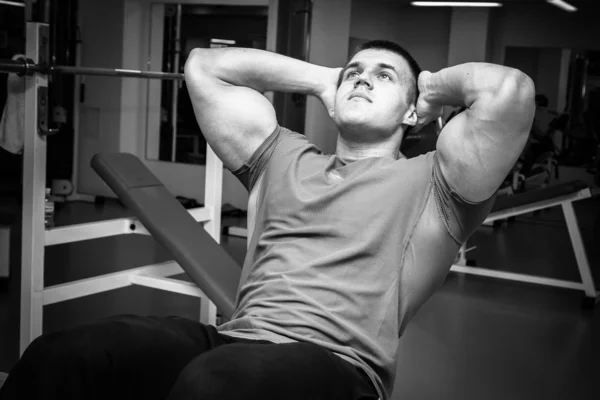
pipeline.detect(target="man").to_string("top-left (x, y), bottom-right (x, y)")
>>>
top-left (0, 40), bottom-right (534, 400)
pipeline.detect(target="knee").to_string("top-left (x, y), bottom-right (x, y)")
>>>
top-left (1, 332), bottom-right (80, 397)
top-left (19, 328), bottom-right (102, 375)
top-left (20, 331), bottom-right (70, 363)
top-left (167, 344), bottom-right (262, 400)
top-left (167, 356), bottom-right (214, 400)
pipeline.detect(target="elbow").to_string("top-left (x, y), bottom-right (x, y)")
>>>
top-left (512, 70), bottom-right (536, 105)
top-left (184, 48), bottom-right (213, 81)
top-left (497, 70), bottom-right (536, 134)
top-left (500, 69), bottom-right (536, 110)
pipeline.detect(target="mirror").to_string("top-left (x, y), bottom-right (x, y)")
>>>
top-left (504, 46), bottom-right (600, 169)
top-left (145, 3), bottom-right (269, 165)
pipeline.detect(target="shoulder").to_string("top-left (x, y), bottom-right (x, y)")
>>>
top-left (387, 151), bottom-right (437, 189)
top-left (273, 126), bottom-right (320, 155)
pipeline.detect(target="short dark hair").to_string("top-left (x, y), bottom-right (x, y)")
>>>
top-left (338, 40), bottom-right (422, 105)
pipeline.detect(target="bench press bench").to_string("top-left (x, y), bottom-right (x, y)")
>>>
top-left (452, 180), bottom-right (599, 307)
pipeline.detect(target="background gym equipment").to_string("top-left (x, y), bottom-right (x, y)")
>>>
top-left (453, 181), bottom-right (599, 307)
top-left (3, 22), bottom-right (224, 357)
top-left (0, 58), bottom-right (184, 81)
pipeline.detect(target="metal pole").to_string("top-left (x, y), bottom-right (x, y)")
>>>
top-left (562, 201), bottom-right (598, 300)
top-left (0, 58), bottom-right (184, 80)
top-left (170, 4), bottom-right (182, 162)
top-left (20, 22), bottom-right (48, 355)
top-left (54, 65), bottom-right (184, 80)
top-left (66, 27), bottom-right (95, 203)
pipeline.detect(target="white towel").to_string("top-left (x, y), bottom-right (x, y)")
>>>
top-left (0, 54), bottom-right (26, 155)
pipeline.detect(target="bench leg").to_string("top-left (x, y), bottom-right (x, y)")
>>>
top-left (561, 202), bottom-right (599, 305)
top-left (200, 145), bottom-right (222, 326)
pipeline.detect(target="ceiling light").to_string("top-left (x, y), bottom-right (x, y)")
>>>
top-left (0, 1), bottom-right (26, 6)
top-left (411, 2), bottom-right (502, 7)
top-left (546, 0), bottom-right (577, 12)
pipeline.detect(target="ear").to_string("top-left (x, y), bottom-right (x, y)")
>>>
top-left (402, 104), bottom-right (417, 127)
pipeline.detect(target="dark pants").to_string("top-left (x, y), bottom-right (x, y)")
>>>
top-left (0, 315), bottom-right (378, 400)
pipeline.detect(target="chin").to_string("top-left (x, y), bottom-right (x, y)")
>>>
top-left (335, 109), bottom-right (374, 130)
top-left (336, 115), bottom-right (399, 144)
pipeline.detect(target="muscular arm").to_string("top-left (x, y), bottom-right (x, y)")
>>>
top-left (184, 47), bottom-right (332, 170)
top-left (421, 63), bottom-right (536, 202)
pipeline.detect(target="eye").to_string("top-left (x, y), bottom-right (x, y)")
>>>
top-left (346, 71), bottom-right (359, 79)
top-left (379, 73), bottom-right (391, 80)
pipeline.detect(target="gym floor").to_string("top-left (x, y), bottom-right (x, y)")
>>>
top-left (0, 183), bottom-right (599, 399)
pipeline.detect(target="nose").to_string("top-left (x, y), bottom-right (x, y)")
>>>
top-left (354, 71), bottom-right (372, 89)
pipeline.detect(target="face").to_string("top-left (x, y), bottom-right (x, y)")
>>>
top-left (333, 49), bottom-right (417, 142)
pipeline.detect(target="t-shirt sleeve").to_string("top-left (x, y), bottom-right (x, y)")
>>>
top-left (229, 125), bottom-right (312, 192)
top-left (431, 151), bottom-right (497, 244)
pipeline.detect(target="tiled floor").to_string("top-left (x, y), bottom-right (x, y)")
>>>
top-left (0, 188), bottom-right (598, 399)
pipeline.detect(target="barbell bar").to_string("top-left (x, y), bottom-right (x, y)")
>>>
top-left (1, 57), bottom-right (447, 132)
top-left (0, 58), bottom-right (184, 80)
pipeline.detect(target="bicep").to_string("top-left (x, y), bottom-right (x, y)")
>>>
top-left (185, 72), bottom-right (277, 171)
top-left (436, 77), bottom-right (535, 202)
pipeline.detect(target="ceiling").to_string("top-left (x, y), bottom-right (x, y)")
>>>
top-left (379, 0), bottom-right (590, 5)
top-left (374, 0), bottom-right (595, 12)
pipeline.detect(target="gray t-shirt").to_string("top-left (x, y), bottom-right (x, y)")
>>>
top-left (218, 125), bottom-right (495, 400)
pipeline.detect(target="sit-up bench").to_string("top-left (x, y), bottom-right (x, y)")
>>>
top-left (3, 152), bottom-right (234, 391)
top-left (91, 153), bottom-right (241, 320)
top-left (452, 180), bottom-right (599, 307)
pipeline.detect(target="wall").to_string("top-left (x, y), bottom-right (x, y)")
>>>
top-left (76, 0), bottom-right (269, 209)
top-left (77, 0), bottom-right (125, 197)
top-left (131, 0), bottom-right (268, 210)
top-left (504, 46), bottom-right (539, 83)
top-left (447, 8), bottom-right (490, 67)
top-left (489, 3), bottom-right (600, 65)
top-left (556, 49), bottom-right (571, 112)
top-left (535, 48), bottom-right (563, 110)
top-left (75, 1), bottom-right (600, 205)
top-left (123, 0), bottom-right (353, 207)
top-left (79, 0), bottom-right (354, 209)
top-left (350, 0), bottom-right (451, 74)
top-left (502, 46), bottom-right (565, 110)
top-left (488, 3), bottom-right (600, 111)
top-left (304, 0), bottom-right (352, 154)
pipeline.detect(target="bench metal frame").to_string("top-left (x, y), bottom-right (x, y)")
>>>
top-left (452, 187), bottom-right (599, 304)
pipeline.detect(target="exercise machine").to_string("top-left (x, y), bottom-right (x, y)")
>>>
top-left (453, 180), bottom-right (599, 307)
top-left (0, 22), bottom-right (224, 356)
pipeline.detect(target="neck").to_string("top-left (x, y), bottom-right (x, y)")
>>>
top-left (335, 134), bottom-right (402, 161)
